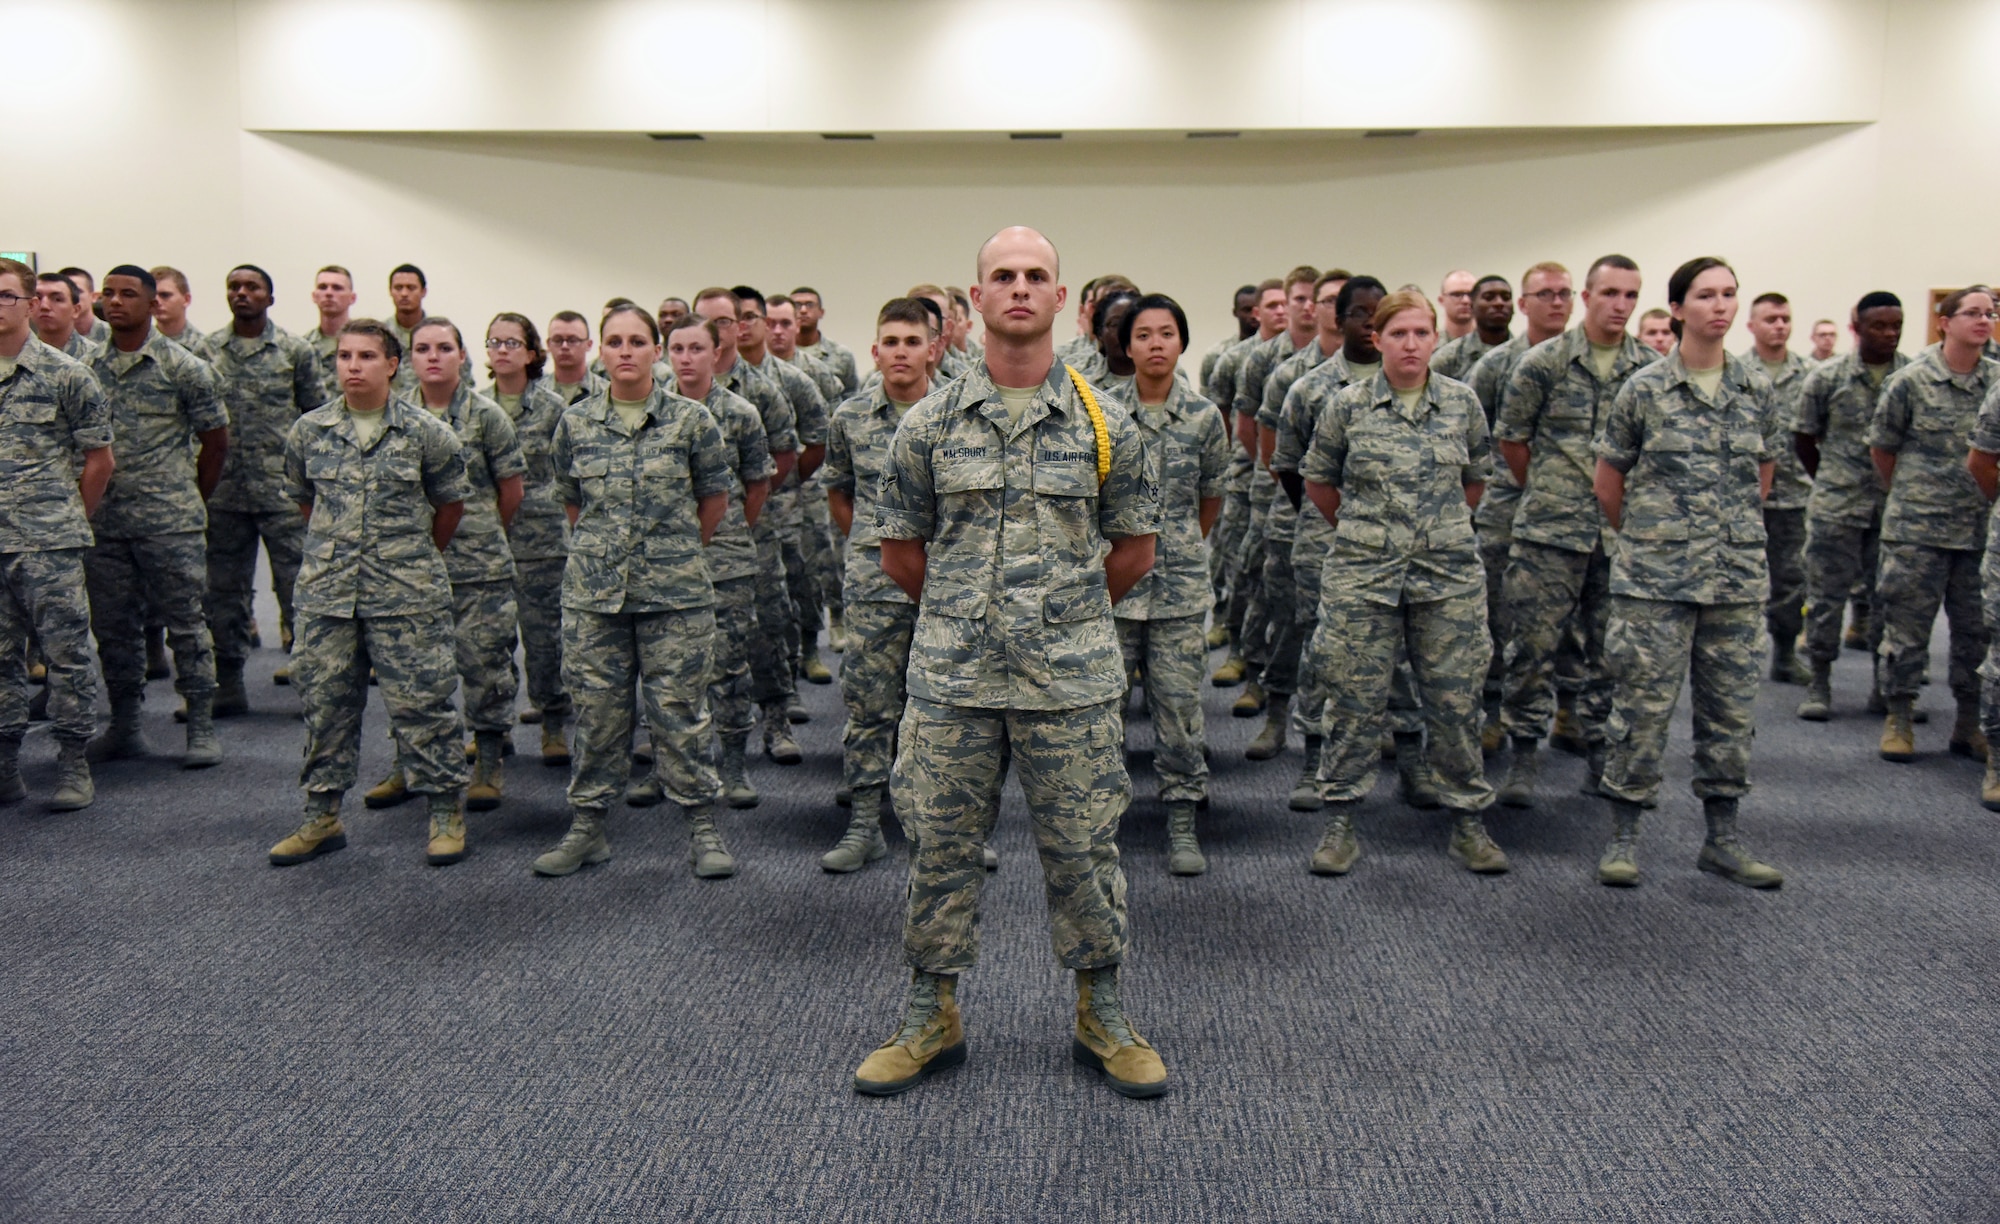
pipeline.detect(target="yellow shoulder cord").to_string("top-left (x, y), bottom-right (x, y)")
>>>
top-left (1063, 364), bottom-right (1111, 486)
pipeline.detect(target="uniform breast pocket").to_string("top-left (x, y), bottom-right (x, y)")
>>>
top-left (1031, 459), bottom-right (1097, 499)
top-left (1044, 568), bottom-right (1110, 623)
top-left (304, 453), bottom-right (344, 483)
top-left (572, 456), bottom-right (611, 500)
top-left (5, 397), bottom-right (57, 425)
top-left (640, 444), bottom-right (689, 486)
top-left (1431, 436), bottom-right (1470, 467)
top-left (374, 451), bottom-right (423, 485)
top-left (934, 454), bottom-right (1003, 496)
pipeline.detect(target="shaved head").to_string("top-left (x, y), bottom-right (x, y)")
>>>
top-left (976, 225), bottom-right (1061, 282)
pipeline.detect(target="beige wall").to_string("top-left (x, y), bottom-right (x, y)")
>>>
top-left (10, 0), bottom-right (1996, 359)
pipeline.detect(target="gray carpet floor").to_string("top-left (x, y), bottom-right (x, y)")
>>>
top-left (3, 596), bottom-right (1997, 1222)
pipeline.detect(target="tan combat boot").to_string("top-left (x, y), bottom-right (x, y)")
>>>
top-left (1597, 799), bottom-right (1642, 887)
top-left (533, 808), bottom-right (611, 876)
top-left (540, 712), bottom-right (571, 768)
top-left (855, 970), bottom-right (966, 1096)
top-left (1982, 758), bottom-right (2000, 813)
top-left (1949, 700), bottom-right (1988, 762)
top-left (1447, 813), bottom-right (1510, 874)
top-left (1879, 697), bottom-right (1916, 762)
top-left (426, 796), bottom-right (468, 865)
top-left (1073, 967), bottom-right (1169, 1098)
top-left (1549, 701), bottom-right (1586, 756)
top-left (364, 769), bottom-right (412, 809)
top-left (1309, 802), bottom-right (1361, 875)
top-left (270, 796), bottom-right (347, 866)
top-left (1230, 680), bottom-right (1267, 719)
top-left (1696, 797), bottom-right (1783, 889)
top-left (1209, 656), bottom-right (1246, 687)
top-left (466, 732), bottom-right (505, 811)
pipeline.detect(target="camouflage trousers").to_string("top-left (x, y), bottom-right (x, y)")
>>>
top-left (0, 549), bottom-right (97, 744)
top-left (802, 490), bottom-right (842, 619)
top-left (1802, 515), bottom-right (1881, 667)
top-left (563, 606), bottom-right (720, 813)
top-left (1877, 540), bottom-right (1984, 704)
top-left (1477, 521), bottom-right (1512, 706)
top-left (1312, 584), bottom-right (1493, 810)
top-left (1499, 539), bottom-right (1611, 745)
top-left (514, 556), bottom-right (570, 718)
top-left (895, 696), bottom-right (1130, 973)
top-left (840, 599), bottom-right (917, 791)
top-left (753, 532), bottom-right (799, 703)
top-left (1764, 506), bottom-right (1808, 647)
top-left (1599, 597), bottom-right (1759, 807)
top-left (205, 508), bottom-right (301, 666)
top-left (86, 531), bottom-right (214, 703)
top-left (1260, 500), bottom-right (1303, 697)
top-left (1211, 484), bottom-right (1249, 598)
top-left (1977, 542), bottom-right (2000, 740)
top-left (710, 576), bottom-right (758, 736)
top-left (777, 496), bottom-right (818, 662)
top-left (1117, 614), bottom-right (1209, 802)
top-left (449, 579), bottom-right (519, 736)
top-left (1237, 495), bottom-right (1274, 675)
top-left (294, 610), bottom-right (466, 804)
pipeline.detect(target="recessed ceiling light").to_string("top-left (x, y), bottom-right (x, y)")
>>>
top-left (821, 132), bottom-right (875, 141)
top-left (1186, 131), bottom-right (1241, 139)
top-left (648, 132), bottom-right (704, 141)
top-left (1009, 132), bottom-right (1062, 141)
top-left (1363, 129), bottom-right (1420, 138)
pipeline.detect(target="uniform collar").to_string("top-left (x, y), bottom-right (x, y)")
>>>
top-left (1657, 348), bottom-right (1747, 404)
top-left (1365, 370), bottom-right (1442, 424)
top-left (1917, 342), bottom-right (1989, 388)
top-left (332, 394), bottom-right (420, 451)
top-left (960, 360), bottom-right (1069, 438)
top-left (1559, 325), bottom-right (1644, 376)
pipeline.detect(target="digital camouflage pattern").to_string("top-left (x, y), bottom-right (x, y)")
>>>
top-left (501, 378), bottom-right (571, 564)
top-left (841, 599), bottom-right (918, 792)
top-left (1497, 327), bottom-right (1654, 555)
top-left (1797, 350), bottom-right (1910, 527)
top-left (1598, 597), bottom-right (1761, 807)
top-left (895, 696), bottom-right (1130, 973)
top-left (1749, 348), bottom-right (1814, 511)
top-left (162, 326), bottom-right (220, 366)
top-left (563, 606), bottom-right (720, 813)
top-left (1465, 336), bottom-right (1533, 705)
top-left (1596, 349), bottom-right (1778, 606)
top-left (293, 608), bottom-right (467, 803)
top-left (304, 326), bottom-right (338, 367)
top-left (690, 382), bottom-right (776, 585)
top-left (802, 484), bottom-right (842, 620)
top-left (1203, 335), bottom-right (1259, 419)
top-left (1430, 330), bottom-right (1507, 383)
top-left (1878, 541), bottom-right (1984, 703)
top-left (85, 332), bottom-right (228, 540)
top-left (0, 550), bottom-right (97, 744)
top-left (207, 322), bottom-right (328, 515)
top-left (1231, 332), bottom-right (1302, 423)
top-left (514, 556), bottom-right (569, 717)
top-left (1497, 541), bottom-right (1612, 742)
top-left (1802, 519), bottom-right (1881, 666)
top-left (204, 511), bottom-right (302, 667)
top-left (1250, 338), bottom-right (1326, 696)
top-left (282, 396), bottom-right (473, 618)
top-left (1197, 333), bottom-right (1240, 397)
top-left (799, 337), bottom-right (861, 400)
top-left (875, 361), bottom-right (1159, 711)
top-left (0, 336), bottom-right (113, 554)
top-left (1118, 616), bottom-right (1210, 802)
top-left (710, 575), bottom-right (759, 736)
top-left (447, 579), bottom-right (519, 735)
top-left (1765, 506), bottom-right (1808, 648)
top-left (1869, 344), bottom-right (1998, 552)
top-left (822, 385), bottom-right (921, 606)
top-left (86, 533), bottom-right (213, 702)
top-left (429, 384), bottom-right (525, 586)
top-left (551, 385), bottom-right (732, 615)
top-left (1112, 378), bottom-right (1229, 621)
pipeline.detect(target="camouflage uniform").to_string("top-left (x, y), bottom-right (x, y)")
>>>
top-left (878, 362), bottom-right (1158, 973)
top-left (1595, 351), bottom-right (1777, 806)
top-left (0, 339), bottom-right (112, 747)
top-left (426, 386), bottom-right (526, 736)
top-left (1796, 351), bottom-right (1909, 666)
top-left (1250, 337), bottom-right (1324, 701)
top-left (690, 382), bottom-right (775, 737)
top-left (1868, 345), bottom-right (1997, 707)
top-left (744, 352), bottom-right (830, 664)
top-left (785, 350), bottom-right (849, 634)
top-left (1207, 336), bottom-right (1262, 648)
top-left (204, 322), bottom-right (326, 670)
top-left (1430, 330), bottom-right (1508, 383)
top-left (553, 385), bottom-right (732, 813)
top-left (1197, 332), bottom-right (1241, 398)
top-left (304, 326), bottom-right (338, 368)
top-left (1113, 379), bottom-right (1230, 801)
top-left (58, 332), bottom-right (100, 361)
top-left (1494, 329), bottom-right (1654, 748)
top-left (1466, 337), bottom-right (1533, 715)
top-left (82, 332), bottom-right (228, 705)
top-left (284, 397), bottom-right (473, 807)
top-left (1750, 348), bottom-right (1815, 652)
top-left (1972, 386), bottom-right (2000, 743)
top-left (1232, 333), bottom-right (1304, 684)
top-left (822, 385), bottom-right (921, 793)
top-left (799, 337), bottom-right (861, 401)
top-left (1300, 374), bottom-right (1495, 809)
top-left (389, 319), bottom-right (472, 398)
top-left (502, 378), bottom-right (572, 721)
top-left (161, 326), bottom-right (220, 367)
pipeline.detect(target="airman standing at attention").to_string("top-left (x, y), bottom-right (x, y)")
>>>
top-left (768, 293), bottom-right (851, 665)
top-left (532, 305), bottom-right (735, 880)
top-left (266, 320), bottom-right (473, 867)
top-left (1112, 294), bottom-right (1229, 874)
top-left (385, 264), bottom-right (428, 394)
top-left (1491, 255), bottom-right (1652, 806)
top-left (1207, 278), bottom-right (1285, 685)
top-left (1592, 257), bottom-right (1783, 890)
top-left (32, 274), bottom-right (97, 360)
top-left (853, 226), bottom-right (1166, 1100)
top-left (1809, 319), bottom-right (1839, 364)
top-left (1200, 284), bottom-right (1262, 638)
top-left (1438, 270), bottom-right (1477, 341)
top-left (1962, 359), bottom-right (2000, 808)
top-left (205, 265), bottom-right (327, 710)
top-left (80, 267), bottom-right (228, 771)
top-left (1299, 289), bottom-right (1503, 877)
top-left (792, 287), bottom-right (861, 400)
top-left (304, 267), bottom-right (357, 367)
top-left (657, 297), bottom-right (691, 336)
top-left (363, 319), bottom-right (524, 815)
top-left (1742, 292), bottom-right (1814, 685)
top-left (57, 268), bottom-right (109, 348)
top-left (545, 311), bottom-right (605, 407)
top-left (149, 267), bottom-right (218, 365)
top-left (0, 257), bottom-right (115, 811)
top-left (1638, 308), bottom-right (1677, 358)
top-left (637, 315), bottom-right (771, 813)
top-left (1868, 286), bottom-right (1997, 764)
top-left (1431, 276), bottom-right (1513, 381)
top-left (818, 299), bottom-right (934, 873)
top-left (1793, 292), bottom-right (1908, 721)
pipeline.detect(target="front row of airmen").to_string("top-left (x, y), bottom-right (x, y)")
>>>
top-left (3, 232), bottom-right (1997, 1099)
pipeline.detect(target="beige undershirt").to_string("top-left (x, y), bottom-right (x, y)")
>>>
top-left (1686, 362), bottom-right (1725, 399)
top-left (611, 395), bottom-right (649, 432)
top-left (995, 383), bottom-right (1039, 434)
top-left (1590, 341), bottom-right (1620, 380)
top-left (1393, 382), bottom-right (1425, 415)
top-left (1347, 359), bottom-right (1382, 382)
top-left (346, 403), bottom-right (387, 448)
top-left (496, 391), bottom-right (523, 421)
top-left (889, 398), bottom-right (918, 419)
top-left (555, 379), bottom-right (584, 402)
top-left (1865, 362), bottom-right (1891, 387)
top-left (0, 355), bottom-right (15, 383)
top-left (1759, 356), bottom-right (1789, 384)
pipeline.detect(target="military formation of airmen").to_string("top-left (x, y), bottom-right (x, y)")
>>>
top-left (3, 227), bottom-right (1998, 1100)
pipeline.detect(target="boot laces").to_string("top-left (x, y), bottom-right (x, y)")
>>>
top-left (892, 977), bottom-right (943, 1046)
top-left (1086, 973), bottom-right (1139, 1047)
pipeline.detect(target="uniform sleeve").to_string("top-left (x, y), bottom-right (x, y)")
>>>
top-left (1097, 408), bottom-right (1160, 540)
top-left (1197, 406), bottom-right (1230, 500)
top-left (61, 364), bottom-right (114, 452)
top-left (820, 411), bottom-right (856, 497)
top-left (1494, 349), bottom-right (1549, 444)
top-left (283, 419), bottom-right (311, 506)
top-left (687, 407), bottom-right (733, 499)
top-left (874, 407), bottom-right (937, 541)
top-left (790, 369), bottom-right (830, 447)
top-left (1463, 392), bottom-right (1495, 485)
top-left (177, 352), bottom-right (229, 435)
top-left (1300, 393), bottom-right (1349, 488)
top-left (1866, 375), bottom-right (1913, 453)
top-left (1595, 380), bottom-right (1645, 473)
top-left (1232, 350), bottom-right (1267, 420)
top-left (552, 415), bottom-right (580, 508)
top-left (422, 418), bottom-right (475, 507)
top-left (1255, 363), bottom-right (1289, 431)
top-left (1751, 371), bottom-right (1782, 464)
top-left (737, 404), bottom-right (774, 484)
top-left (293, 342), bottom-right (329, 412)
top-left (1271, 380), bottom-right (1312, 475)
top-left (1970, 382), bottom-right (2000, 456)
top-left (1468, 352), bottom-right (1504, 425)
top-left (1794, 367), bottom-right (1831, 438)
top-left (759, 382), bottom-right (799, 455)
top-left (483, 405), bottom-right (527, 481)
